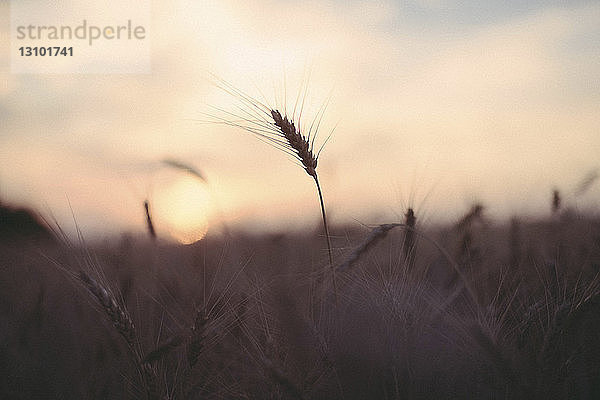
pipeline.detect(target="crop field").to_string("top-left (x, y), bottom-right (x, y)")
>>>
top-left (3, 4), bottom-right (600, 398)
top-left (2, 198), bottom-right (600, 399)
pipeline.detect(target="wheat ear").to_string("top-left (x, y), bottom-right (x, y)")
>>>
top-left (270, 109), bottom-right (336, 299)
top-left (338, 223), bottom-right (402, 271)
top-left (208, 77), bottom-right (337, 303)
top-left (79, 270), bottom-right (137, 347)
top-left (143, 200), bottom-right (156, 240)
top-left (403, 208), bottom-right (416, 270)
top-left (79, 270), bottom-right (159, 399)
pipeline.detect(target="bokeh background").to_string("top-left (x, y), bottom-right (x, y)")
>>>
top-left (1, 0), bottom-right (599, 241)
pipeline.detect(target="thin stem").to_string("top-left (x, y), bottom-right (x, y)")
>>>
top-left (143, 200), bottom-right (156, 240)
top-left (313, 174), bottom-right (338, 305)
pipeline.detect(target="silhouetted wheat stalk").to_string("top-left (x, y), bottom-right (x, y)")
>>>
top-left (403, 208), bottom-right (416, 270)
top-left (79, 270), bottom-right (137, 347)
top-left (78, 270), bottom-right (159, 400)
top-left (187, 307), bottom-right (209, 367)
top-left (338, 223), bottom-right (402, 272)
top-left (143, 200), bottom-right (156, 240)
top-left (208, 77), bottom-right (337, 302)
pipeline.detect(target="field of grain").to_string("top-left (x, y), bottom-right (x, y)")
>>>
top-left (4, 1), bottom-right (600, 398)
top-left (2, 199), bottom-right (600, 399)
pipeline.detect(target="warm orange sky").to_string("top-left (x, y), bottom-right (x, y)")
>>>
top-left (1, 0), bottom-right (599, 240)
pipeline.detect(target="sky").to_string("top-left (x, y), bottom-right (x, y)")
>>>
top-left (1, 0), bottom-right (599, 241)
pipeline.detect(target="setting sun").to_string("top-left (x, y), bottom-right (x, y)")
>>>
top-left (152, 173), bottom-right (211, 244)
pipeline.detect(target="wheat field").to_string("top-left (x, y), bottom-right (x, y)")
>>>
top-left (2, 77), bottom-right (600, 400)
top-left (2, 190), bottom-right (600, 400)
top-left (4, 0), bottom-right (600, 398)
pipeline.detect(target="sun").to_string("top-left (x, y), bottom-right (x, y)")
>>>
top-left (152, 174), bottom-right (211, 244)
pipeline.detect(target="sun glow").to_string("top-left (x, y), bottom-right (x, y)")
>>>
top-left (152, 174), bottom-right (211, 244)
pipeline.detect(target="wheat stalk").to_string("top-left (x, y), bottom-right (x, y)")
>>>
top-left (338, 223), bottom-right (402, 272)
top-left (187, 308), bottom-right (209, 367)
top-left (143, 200), bottom-right (156, 240)
top-left (403, 208), bottom-right (416, 270)
top-left (78, 270), bottom-right (159, 399)
top-left (269, 109), bottom-right (336, 299)
top-left (208, 77), bottom-right (337, 302)
top-left (79, 270), bottom-right (137, 348)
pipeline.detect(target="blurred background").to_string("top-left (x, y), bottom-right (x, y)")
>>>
top-left (1, 0), bottom-right (599, 243)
